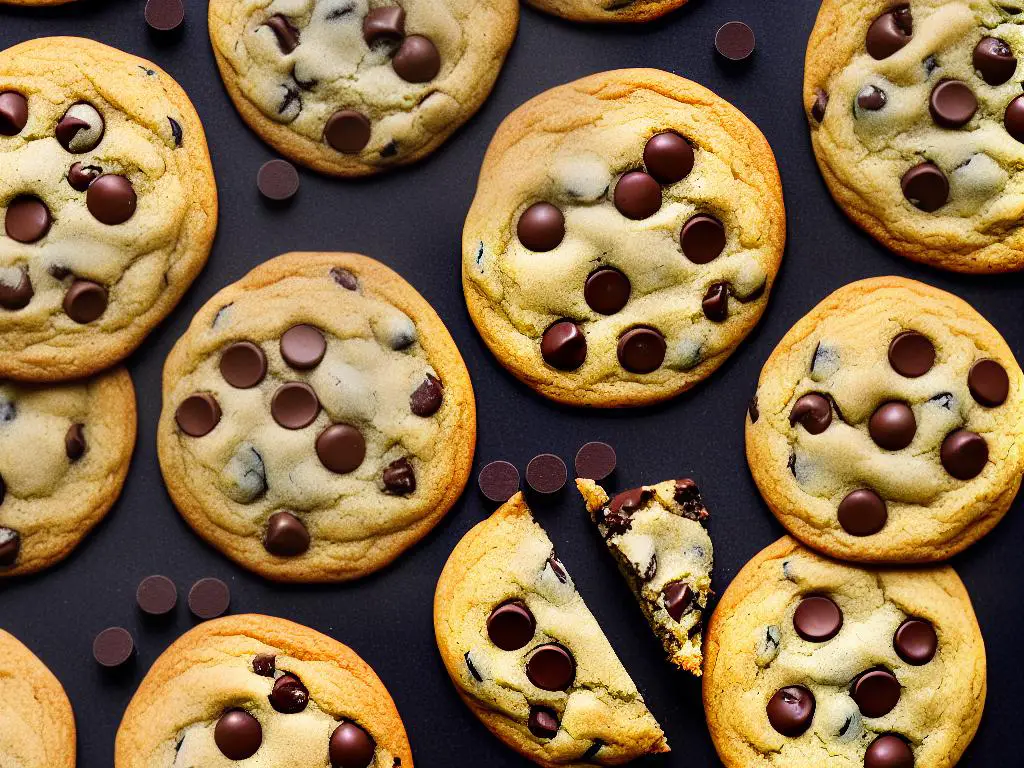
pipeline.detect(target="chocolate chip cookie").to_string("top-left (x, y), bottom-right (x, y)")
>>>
top-left (0, 37), bottom-right (217, 381)
top-left (524, 0), bottom-right (685, 23)
top-left (158, 252), bottom-right (475, 582)
top-left (0, 629), bottom-right (76, 768)
top-left (115, 614), bottom-right (412, 768)
top-left (747, 276), bottom-right (1023, 563)
top-left (0, 367), bottom-right (136, 577)
top-left (463, 69), bottom-right (785, 407)
top-left (577, 478), bottom-right (713, 676)
top-left (806, 0), bottom-right (1024, 272)
top-left (704, 537), bottom-right (986, 768)
top-left (434, 492), bottom-right (669, 767)
top-left (208, 0), bottom-right (518, 176)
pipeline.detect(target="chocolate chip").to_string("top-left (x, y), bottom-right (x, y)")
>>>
top-left (5, 196), bottom-right (51, 243)
top-left (749, 394), bottom-right (759, 423)
top-left (811, 89), bottom-right (828, 122)
top-left (188, 577), bottom-right (230, 620)
top-left (614, 171), bottom-right (662, 220)
top-left (889, 332), bottom-right (935, 377)
top-left (681, 214), bottom-right (726, 263)
top-left (674, 478), bottom-right (707, 519)
top-left (331, 267), bottom-right (359, 290)
top-left (219, 341), bottom-right (267, 389)
top-left (574, 442), bottom-right (616, 482)
top-left (790, 393), bottom-right (832, 434)
top-left (264, 511), bottom-right (310, 557)
top-left (766, 686), bottom-right (815, 737)
top-left (901, 162), bottom-right (948, 212)
top-left (67, 162), bottom-right (101, 192)
top-left (940, 430), bottom-right (988, 480)
top-left (526, 453), bottom-right (567, 495)
top-left (410, 374), bottom-right (443, 416)
top-left (0, 527), bottom-right (19, 567)
top-left (136, 575), bottom-right (177, 616)
top-left (0, 92), bottom-right (27, 135)
top-left (894, 619), bottom-right (937, 665)
top-left (487, 600), bottom-right (535, 650)
top-left (257, 159), bottom-right (300, 202)
top-left (852, 668), bottom-right (901, 717)
top-left (584, 268), bottom-right (630, 315)
top-left (838, 489), bottom-right (887, 536)
top-left (857, 85), bottom-right (887, 111)
top-left (526, 644), bottom-right (576, 691)
top-left (87, 175), bottom-right (137, 224)
top-left (869, 402), bottom-right (916, 450)
top-left (65, 423), bottom-right (86, 460)
top-left (325, 110), bottom-right (371, 153)
top-left (643, 132), bottom-right (694, 184)
top-left (383, 457), bottom-right (416, 495)
top-left (169, 117), bottom-right (182, 146)
top-left (664, 581), bottom-right (693, 622)
top-left (393, 35), bottom-right (440, 83)
top-left (715, 21), bottom-right (756, 61)
top-left (215, 709), bottom-right (262, 760)
top-left (330, 722), bottom-right (375, 768)
top-left (793, 595), bottom-right (842, 642)
top-left (865, 734), bottom-right (914, 768)
top-left (478, 460), bottom-right (520, 503)
top-left (270, 673), bottom-right (309, 714)
top-left (547, 553), bottom-right (567, 583)
top-left (280, 324), bottom-right (326, 369)
top-left (582, 741), bottom-right (604, 760)
top-left (145, 0), bottom-right (185, 32)
top-left (968, 359), bottom-right (1009, 407)
top-left (929, 80), bottom-right (977, 129)
top-left (266, 14), bottom-right (299, 52)
top-left (93, 627), bottom-right (134, 668)
top-left (0, 268), bottom-right (33, 310)
top-left (974, 37), bottom-right (1016, 85)
top-left (517, 202), bottom-right (565, 251)
top-left (175, 393), bottom-right (221, 437)
top-left (702, 282), bottom-right (730, 322)
top-left (541, 321), bottom-right (586, 371)
top-left (253, 654), bottom-right (276, 676)
top-left (866, 6), bottom-right (913, 60)
top-left (528, 705), bottom-right (559, 739)
top-left (363, 7), bottom-right (405, 45)
top-left (316, 423), bottom-right (366, 472)
top-left (607, 488), bottom-right (650, 521)
top-left (56, 103), bottom-right (104, 153)
top-left (1006, 95), bottom-right (1024, 143)
top-left (617, 327), bottom-right (665, 374)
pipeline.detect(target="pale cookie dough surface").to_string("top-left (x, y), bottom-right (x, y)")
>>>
top-left (434, 493), bottom-right (668, 768)
top-left (209, 0), bottom-right (518, 176)
top-left (524, 0), bottom-right (685, 24)
top-left (703, 537), bottom-right (986, 768)
top-left (0, 38), bottom-right (217, 381)
top-left (158, 252), bottom-right (475, 582)
top-left (806, 0), bottom-right (1024, 272)
top-left (0, 367), bottom-right (136, 577)
top-left (747, 276), bottom-right (1024, 563)
top-left (115, 614), bottom-right (412, 768)
top-left (577, 478), bottom-right (713, 676)
top-left (463, 69), bottom-right (785, 407)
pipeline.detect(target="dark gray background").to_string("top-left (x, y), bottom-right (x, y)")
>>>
top-left (1, 0), bottom-right (1021, 765)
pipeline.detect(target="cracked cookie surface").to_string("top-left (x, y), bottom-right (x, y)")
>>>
top-left (577, 478), bottom-right (713, 676)
top-left (0, 629), bottom-right (76, 768)
top-left (463, 69), bottom-right (785, 407)
top-left (0, 366), bottom-right (135, 577)
top-left (703, 537), bottom-right (986, 768)
top-left (0, 37), bottom-right (217, 381)
top-left (747, 276), bottom-right (1024, 562)
top-left (115, 614), bottom-right (412, 768)
top-left (524, 0), bottom-right (685, 23)
top-left (209, 0), bottom-right (518, 176)
top-left (158, 252), bottom-right (475, 582)
top-left (434, 492), bottom-right (668, 767)
top-left (806, 0), bottom-right (1024, 272)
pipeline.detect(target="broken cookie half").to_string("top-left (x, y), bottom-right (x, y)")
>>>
top-left (577, 478), bottom-right (713, 676)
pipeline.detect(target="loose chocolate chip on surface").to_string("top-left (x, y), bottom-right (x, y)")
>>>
top-left (410, 373), bottom-right (443, 416)
top-left (0, 526), bottom-right (18, 566)
top-left (865, 734), bottom-right (914, 768)
top-left (270, 673), bottom-right (309, 714)
top-left (1006, 94), bottom-right (1024, 142)
top-left (664, 581), bottom-right (693, 622)
top-left (838, 489), bottom-right (887, 536)
top-left (487, 600), bottom-right (535, 650)
top-left (0, 92), bottom-right (27, 135)
top-left (715, 21), bottom-right (756, 61)
top-left (617, 327), bottom-right (666, 374)
top-left (220, 342), bottom-right (268, 389)
top-left (901, 162), bottom-right (948, 212)
top-left (974, 37), bottom-right (1017, 85)
top-left (866, 6), bottom-right (913, 60)
top-left (766, 686), bottom-right (815, 737)
top-left (325, 110), bottom-right (371, 153)
top-left (584, 268), bottom-right (631, 315)
top-left (793, 595), bottom-right (843, 642)
top-left (574, 441), bottom-right (616, 482)
top-left (929, 80), bottom-right (977, 129)
top-left (681, 214), bottom-right (726, 263)
top-left (643, 132), bottom-right (694, 184)
top-left (65, 423), bottom-right (86, 460)
top-left (5, 196), bottom-right (51, 243)
top-left (517, 202), bottom-right (565, 252)
top-left (811, 89), bottom-right (828, 122)
top-left (145, 0), bottom-right (185, 32)
top-left (93, 627), bottom-right (135, 668)
top-left (0, 268), bottom-right (32, 310)
top-left (56, 103), bottom-right (104, 153)
top-left (541, 321), bottom-right (586, 371)
top-left (136, 575), bottom-right (178, 616)
top-left (789, 393), bottom-right (832, 434)
top-left (702, 282), bottom-right (730, 322)
top-left (316, 423), bottom-right (366, 473)
top-left (968, 359), bottom-right (1009, 407)
top-left (175, 393), bottom-right (221, 437)
top-left (383, 457), bottom-right (416, 495)
top-left (526, 644), bottom-right (576, 691)
top-left (257, 159), bottom-right (300, 202)
top-left (266, 14), bottom-right (299, 52)
top-left (528, 705), bottom-right (559, 739)
top-left (264, 511), bottom-right (310, 557)
top-left (87, 174), bottom-right (137, 225)
top-left (478, 460), bottom-right (520, 503)
top-left (869, 402), bottom-right (916, 450)
top-left (280, 324), bottom-right (326, 369)
top-left (363, 7), bottom-right (405, 45)
top-left (852, 668), bottom-right (901, 718)
top-left (894, 619), bottom-right (938, 665)
top-left (614, 171), bottom-right (662, 220)
top-left (330, 722), bottom-right (376, 768)
top-left (393, 35), bottom-right (441, 83)
top-left (330, 267), bottom-right (359, 290)
top-left (188, 577), bottom-right (230, 620)
top-left (940, 429), bottom-right (988, 480)
top-left (67, 162), bottom-right (101, 192)
top-left (215, 709), bottom-right (262, 760)
top-left (857, 85), bottom-right (887, 111)
top-left (889, 332), bottom-right (935, 377)
top-left (253, 654), bottom-right (276, 676)
top-left (526, 453), bottom-right (567, 495)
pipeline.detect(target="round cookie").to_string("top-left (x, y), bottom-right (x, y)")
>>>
top-left (0, 37), bottom-right (217, 381)
top-left (703, 537), bottom-right (986, 768)
top-left (0, 630), bottom-right (76, 768)
top-left (115, 614), bottom-right (412, 768)
top-left (747, 276), bottom-right (1024, 563)
top-left (158, 252), bottom-right (476, 582)
top-left (806, 0), bottom-right (1024, 273)
top-left (524, 0), bottom-right (685, 23)
top-left (0, 367), bottom-right (136, 577)
top-left (463, 69), bottom-right (785, 407)
top-left (208, 0), bottom-right (518, 177)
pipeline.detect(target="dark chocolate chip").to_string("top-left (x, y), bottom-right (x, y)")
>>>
top-left (0, 527), bottom-right (18, 567)
top-left (280, 324), bottom-right (326, 369)
top-left (715, 21), bottom-right (756, 61)
top-left (968, 359), bottom-right (1009, 407)
top-left (852, 668), bottom-right (901, 718)
top-left (175, 393), bottom-right (221, 437)
top-left (541, 321), bottom-right (586, 371)
top-left (664, 581), bottom-right (693, 622)
top-left (270, 673), bottom-right (309, 714)
top-left (316, 423), bottom-right (366, 472)
top-left (383, 457), bottom-right (416, 495)
top-left (901, 162), bottom-right (948, 212)
top-left (940, 430), bottom-right (988, 480)
top-left (526, 644), bottom-right (576, 691)
top-left (574, 442), bottom-right (616, 482)
top-left (528, 706), bottom-right (559, 739)
top-left (331, 267), bottom-right (359, 290)
top-left (0, 268), bottom-right (33, 310)
top-left (869, 402), bottom-right (916, 450)
top-left (329, 722), bottom-right (376, 768)
top-left (790, 393), bottom-right (832, 434)
top-left (1006, 95), bottom-right (1024, 142)
top-left (865, 734), bottom-right (914, 768)
top-left (702, 282), bottom-right (730, 322)
top-left (974, 37), bottom-right (1017, 85)
top-left (517, 202), bottom-right (565, 252)
top-left (67, 162), bottom-right (101, 192)
top-left (409, 373), bottom-right (443, 417)
top-left (63, 279), bottom-right (108, 324)
top-left (617, 327), bottom-right (665, 374)
top-left (643, 132), bottom-right (694, 184)
top-left (363, 7), bottom-right (405, 45)
top-left (257, 159), bottom-right (300, 202)
top-left (215, 709), bottom-right (262, 760)
top-left (188, 577), bottom-right (230, 620)
top-left (614, 171), bottom-right (662, 220)
top-left (0, 92), bottom-right (27, 135)
top-left (220, 341), bottom-right (267, 388)
top-left (65, 423), bottom-right (86, 460)
top-left (253, 654), bottom-right (276, 677)
top-left (487, 600), bottom-right (535, 650)
top-left (136, 575), bottom-right (177, 616)
top-left (866, 6), bottom-right (913, 60)
top-left (547, 553), bottom-right (567, 583)
top-left (392, 35), bottom-right (440, 83)
top-left (55, 104), bottom-right (104, 154)
top-left (325, 110), bottom-right (371, 153)
top-left (584, 268), bottom-right (631, 315)
top-left (145, 0), bottom-right (185, 32)
top-left (526, 453), bottom-right (567, 495)
top-left (894, 619), bottom-right (937, 665)
top-left (681, 214), bottom-right (726, 263)
top-left (929, 80), bottom-right (977, 129)
top-left (5, 196), bottom-right (51, 243)
top-left (793, 595), bottom-right (842, 642)
top-left (93, 627), bottom-right (135, 668)
top-left (811, 89), bottom-right (828, 122)
top-left (168, 117), bottom-right (182, 146)
top-left (266, 14), bottom-right (299, 52)
top-left (608, 487), bottom-right (650, 515)
top-left (87, 175), bottom-right (137, 225)
top-left (857, 85), bottom-right (887, 111)
top-left (766, 686), bottom-right (815, 737)
top-left (838, 489), bottom-right (887, 536)
top-left (674, 478), bottom-right (707, 519)
top-left (581, 741), bottom-right (604, 761)
top-left (748, 394), bottom-right (759, 423)
top-left (478, 460), bottom-right (520, 504)
top-left (889, 332), bottom-right (935, 377)
top-left (264, 511), bottom-right (310, 557)
top-left (464, 651), bottom-right (481, 681)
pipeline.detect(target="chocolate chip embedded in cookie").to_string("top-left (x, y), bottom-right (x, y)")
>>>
top-left (434, 493), bottom-right (669, 766)
top-left (805, 0), bottom-right (1024, 272)
top-left (524, 0), bottom-right (688, 24)
top-left (158, 252), bottom-right (476, 582)
top-left (114, 615), bottom-right (412, 768)
top-left (746, 276), bottom-right (1024, 562)
top-left (463, 69), bottom-right (785, 407)
top-left (578, 477), bottom-right (713, 675)
top-left (703, 537), bottom-right (986, 768)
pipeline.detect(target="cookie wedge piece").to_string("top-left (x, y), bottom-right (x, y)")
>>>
top-left (434, 492), bottom-right (668, 767)
top-left (577, 478), bottom-right (713, 676)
